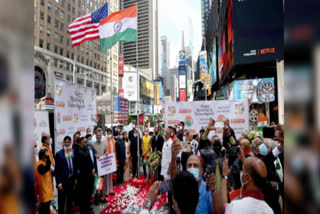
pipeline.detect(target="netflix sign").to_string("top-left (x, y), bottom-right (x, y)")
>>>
top-left (119, 57), bottom-right (124, 77)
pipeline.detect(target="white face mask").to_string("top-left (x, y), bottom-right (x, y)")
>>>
top-left (183, 136), bottom-right (186, 142)
top-left (108, 134), bottom-right (112, 139)
top-left (49, 138), bottom-right (53, 145)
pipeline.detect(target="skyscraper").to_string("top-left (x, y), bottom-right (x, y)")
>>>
top-left (201, 0), bottom-right (211, 37)
top-left (34, 0), bottom-right (120, 103)
top-left (161, 35), bottom-right (170, 96)
top-left (122, 0), bottom-right (160, 80)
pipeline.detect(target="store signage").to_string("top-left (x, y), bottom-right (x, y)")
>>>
top-left (119, 89), bottom-right (124, 98)
top-left (179, 89), bottom-right (186, 102)
top-left (179, 75), bottom-right (186, 89)
top-left (119, 57), bottom-right (124, 77)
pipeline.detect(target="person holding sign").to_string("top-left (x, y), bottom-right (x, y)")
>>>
top-left (105, 129), bottom-right (116, 196)
top-left (92, 132), bottom-right (108, 204)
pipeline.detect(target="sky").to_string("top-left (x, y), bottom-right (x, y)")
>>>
top-left (159, 0), bottom-right (202, 68)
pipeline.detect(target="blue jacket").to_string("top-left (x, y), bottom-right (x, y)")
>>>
top-left (54, 148), bottom-right (75, 187)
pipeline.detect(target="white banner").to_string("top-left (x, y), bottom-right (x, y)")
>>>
top-left (97, 154), bottom-right (117, 176)
top-left (165, 100), bottom-right (249, 140)
top-left (54, 78), bottom-right (96, 152)
top-left (34, 111), bottom-right (50, 159)
top-left (123, 72), bottom-right (138, 101)
top-left (179, 75), bottom-right (186, 89)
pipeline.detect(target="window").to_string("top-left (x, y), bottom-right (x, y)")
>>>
top-left (67, 15), bottom-right (70, 23)
top-left (47, 16), bottom-right (51, 24)
top-left (67, 39), bottom-right (70, 47)
top-left (94, 82), bottom-right (100, 95)
top-left (78, 11), bottom-right (81, 17)
top-left (82, 4), bottom-right (84, 11)
top-left (68, 3), bottom-right (71, 11)
top-left (97, 64), bottom-right (99, 69)
top-left (86, 80), bottom-right (92, 88)
top-left (54, 72), bottom-right (63, 78)
top-left (61, 0), bottom-right (65, 7)
top-left (95, 5), bottom-right (96, 10)
top-left (39, 39), bottom-right (43, 48)
top-left (101, 85), bottom-right (106, 93)
top-left (72, 7), bottom-right (75, 14)
top-left (72, 0), bottom-right (75, 3)
top-left (60, 48), bottom-right (63, 55)
top-left (81, 47), bottom-right (84, 53)
top-left (55, 7), bottom-right (59, 16)
top-left (67, 51), bottom-right (70, 58)
top-left (90, 1), bottom-right (92, 7)
top-left (60, 35), bottom-right (64, 43)
top-left (55, 19), bottom-right (59, 28)
top-left (47, 29), bottom-right (51, 37)
top-left (86, 59), bottom-right (88, 65)
top-left (78, 0), bottom-right (81, 7)
top-left (77, 78), bottom-right (84, 85)
top-left (54, 46), bottom-right (58, 53)
top-left (54, 33), bottom-right (58, 41)
top-left (46, 42), bottom-right (50, 51)
top-left (90, 61), bottom-right (92, 66)
top-left (48, 2), bottom-right (52, 10)
top-left (56, 0), bottom-right (59, 3)
top-left (94, 63), bottom-right (96, 69)
top-left (66, 75), bottom-right (73, 82)
top-left (60, 11), bottom-right (64, 19)
top-left (87, 8), bottom-right (89, 14)
top-left (60, 23), bottom-right (64, 31)
top-left (40, 11), bottom-right (44, 20)
top-left (41, 0), bottom-right (45, 6)
top-left (81, 57), bottom-right (84, 63)
top-left (72, 53), bottom-right (74, 59)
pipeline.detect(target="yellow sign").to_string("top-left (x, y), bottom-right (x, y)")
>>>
top-left (200, 69), bottom-right (205, 80)
top-left (208, 87), bottom-right (212, 96)
top-left (140, 77), bottom-right (154, 98)
top-left (155, 84), bottom-right (160, 105)
top-left (206, 75), bottom-right (211, 86)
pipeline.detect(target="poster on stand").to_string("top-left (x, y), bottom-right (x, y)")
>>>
top-left (165, 100), bottom-right (249, 139)
top-left (54, 78), bottom-right (96, 152)
top-left (97, 154), bottom-right (117, 176)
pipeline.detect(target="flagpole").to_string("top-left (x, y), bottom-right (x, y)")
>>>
top-left (135, 2), bottom-right (140, 178)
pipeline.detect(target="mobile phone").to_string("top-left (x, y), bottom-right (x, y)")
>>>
top-left (263, 127), bottom-right (276, 138)
top-left (159, 180), bottom-right (173, 195)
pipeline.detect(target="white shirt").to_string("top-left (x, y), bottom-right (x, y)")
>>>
top-left (161, 138), bottom-right (173, 169)
top-left (225, 197), bottom-right (274, 214)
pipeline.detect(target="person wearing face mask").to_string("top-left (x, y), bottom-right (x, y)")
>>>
top-left (151, 127), bottom-right (164, 181)
top-left (86, 134), bottom-right (98, 206)
top-left (142, 129), bottom-right (152, 179)
top-left (40, 135), bottom-right (55, 175)
top-left (177, 121), bottom-right (185, 141)
top-left (54, 136), bottom-right (76, 214)
top-left (140, 171), bottom-right (199, 214)
top-left (251, 138), bottom-right (282, 214)
top-left (116, 131), bottom-right (126, 185)
top-left (86, 128), bottom-right (92, 135)
top-left (37, 148), bottom-right (55, 214)
top-left (130, 129), bottom-right (141, 179)
top-left (74, 137), bottom-right (96, 214)
top-left (220, 157), bottom-right (273, 214)
top-left (92, 132), bottom-right (108, 204)
top-left (92, 126), bottom-right (106, 142)
top-left (169, 126), bottom-right (179, 142)
top-left (161, 128), bottom-right (173, 180)
top-left (105, 129), bottom-right (117, 196)
top-left (113, 126), bottom-right (119, 139)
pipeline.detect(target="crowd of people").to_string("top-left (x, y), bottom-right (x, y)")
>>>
top-left (34, 119), bottom-right (284, 214)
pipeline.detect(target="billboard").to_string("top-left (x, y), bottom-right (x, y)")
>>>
top-left (140, 76), bottom-right (154, 98)
top-left (119, 89), bottom-right (124, 98)
top-left (179, 89), bottom-right (186, 102)
top-left (233, 0), bottom-right (284, 64)
top-left (179, 75), bottom-right (186, 89)
top-left (179, 50), bottom-right (186, 60)
top-left (119, 57), bottom-right (124, 77)
top-left (123, 72), bottom-right (138, 101)
top-left (34, 111), bottom-right (50, 158)
top-left (187, 80), bottom-right (193, 96)
top-left (199, 51), bottom-right (207, 79)
top-left (229, 78), bottom-right (275, 103)
top-left (54, 78), bottom-right (96, 152)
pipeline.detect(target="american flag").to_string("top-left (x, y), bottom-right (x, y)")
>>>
top-left (68, 3), bottom-right (108, 47)
top-left (114, 97), bottom-right (129, 123)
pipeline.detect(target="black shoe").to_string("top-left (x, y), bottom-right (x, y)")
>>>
top-left (100, 198), bottom-right (108, 204)
top-left (109, 192), bottom-right (115, 196)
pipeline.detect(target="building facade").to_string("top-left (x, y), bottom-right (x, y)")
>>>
top-left (34, 0), bottom-right (120, 103)
top-left (201, 0), bottom-right (211, 37)
top-left (122, 0), bottom-right (160, 81)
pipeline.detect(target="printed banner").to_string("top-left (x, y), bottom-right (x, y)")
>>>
top-left (119, 57), bottom-right (124, 77)
top-left (34, 111), bottom-right (50, 158)
top-left (123, 72), bottom-right (138, 101)
top-left (54, 78), bottom-right (96, 152)
top-left (179, 89), bottom-right (186, 102)
top-left (97, 154), bottom-right (117, 176)
top-left (165, 100), bottom-right (249, 139)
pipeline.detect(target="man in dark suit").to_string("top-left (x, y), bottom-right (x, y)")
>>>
top-left (130, 129), bottom-right (141, 179)
top-left (74, 137), bottom-right (96, 214)
top-left (116, 131), bottom-right (126, 185)
top-left (54, 136), bottom-right (75, 214)
top-left (151, 127), bottom-right (164, 180)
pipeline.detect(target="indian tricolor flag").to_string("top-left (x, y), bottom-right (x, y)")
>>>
top-left (258, 117), bottom-right (268, 131)
top-left (99, 5), bottom-right (137, 52)
top-left (94, 176), bottom-right (104, 191)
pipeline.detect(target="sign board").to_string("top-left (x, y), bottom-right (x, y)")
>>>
top-left (165, 100), bottom-right (249, 139)
top-left (54, 78), bottom-right (96, 152)
top-left (179, 50), bottom-right (186, 60)
top-left (187, 80), bottom-right (193, 96)
top-left (97, 154), bottom-right (117, 176)
top-left (179, 61), bottom-right (186, 66)
top-left (119, 89), bottom-right (124, 98)
top-left (123, 72), bottom-right (138, 101)
top-left (179, 89), bottom-right (186, 102)
top-left (140, 76), bottom-right (154, 98)
top-left (179, 75), bottom-right (186, 89)
top-left (34, 111), bottom-right (50, 158)
top-left (119, 57), bottom-right (124, 77)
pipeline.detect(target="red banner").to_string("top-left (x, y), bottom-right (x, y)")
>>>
top-left (119, 89), bottom-right (124, 98)
top-left (138, 114), bottom-right (144, 126)
top-left (119, 57), bottom-right (124, 77)
top-left (179, 89), bottom-right (186, 102)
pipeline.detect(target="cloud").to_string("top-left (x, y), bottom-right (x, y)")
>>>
top-left (159, 0), bottom-right (202, 68)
